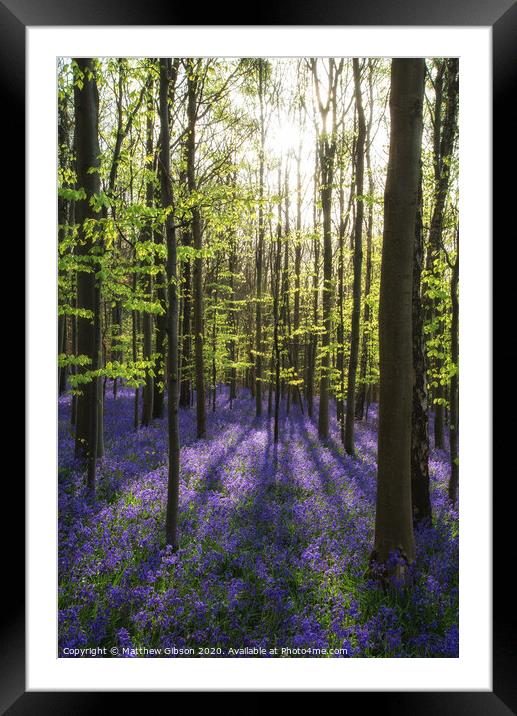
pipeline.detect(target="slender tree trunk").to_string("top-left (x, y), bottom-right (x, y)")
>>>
top-left (211, 277), bottom-right (218, 413)
top-left (87, 271), bottom-right (101, 494)
top-left (427, 59), bottom-right (459, 450)
top-left (411, 171), bottom-right (432, 525)
top-left (132, 281), bottom-right (139, 430)
top-left (448, 229), bottom-right (459, 503)
top-left (58, 92), bottom-right (69, 396)
top-left (153, 268), bottom-right (167, 419)
top-left (112, 300), bottom-right (122, 399)
top-left (152, 60), bottom-right (178, 420)
top-left (282, 162), bottom-right (291, 413)
top-left (179, 224), bottom-right (192, 408)
top-left (187, 60), bottom-right (206, 438)
top-left (141, 295), bottom-right (154, 425)
top-left (336, 158), bottom-right (346, 442)
top-left (317, 162), bottom-right (333, 440)
top-left (344, 59), bottom-right (366, 455)
top-left (228, 233), bottom-right (237, 403)
top-left (355, 166), bottom-right (373, 421)
top-left (307, 148), bottom-right (320, 419)
top-left (273, 167), bottom-right (282, 443)
top-left (58, 316), bottom-right (67, 394)
top-left (96, 353), bottom-right (104, 458)
top-left (291, 151), bottom-right (302, 410)
top-left (160, 59), bottom-right (181, 550)
top-left (372, 58), bottom-right (424, 574)
top-left (255, 60), bottom-right (266, 418)
top-left (356, 66), bottom-right (375, 420)
top-left (268, 351), bottom-right (274, 417)
top-left (141, 86), bottom-right (155, 426)
top-left (71, 284), bottom-right (78, 425)
top-left (312, 58), bottom-right (342, 440)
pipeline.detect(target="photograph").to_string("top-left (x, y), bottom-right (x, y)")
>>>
top-left (56, 55), bottom-right (460, 660)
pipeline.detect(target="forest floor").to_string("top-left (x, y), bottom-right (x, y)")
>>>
top-left (58, 385), bottom-right (458, 658)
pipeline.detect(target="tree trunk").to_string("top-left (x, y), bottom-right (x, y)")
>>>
top-left (255, 60), bottom-right (266, 418)
top-left (228, 233), bottom-right (237, 403)
top-left (411, 171), bottom-right (432, 525)
top-left (179, 224), bottom-right (192, 408)
top-left (187, 60), bottom-right (206, 438)
top-left (58, 316), bottom-right (67, 394)
top-left (448, 229), bottom-right (459, 503)
top-left (292, 149), bottom-right (302, 408)
top-left (73, 58), bottom-right (101, 474)
top-left (273, 168), bottom-right (282, 443)
top-left (211, 278), bottom-right (218, 413)
top-left (141, 86), bottom-right (155, 426)
top-left (112, 300), bottom-right (122, 399)
top-left (132, 283), bottom-right (139, 430)
top-left (159, 59), bottom-right (181, 550)
top-left (336, 156), bottom-right (347, 443)
top-left (153, 270), bottom-right (167, 419)
top-left (372, 58), bottom-right (424, 574)
top-left (282, 162), bottom-right (291, 413)
top-left (317, 162), bottom-right (333, 440)
top-left (427, 59), bottom-right (459, 450)
top-left (312, 59), bottom-right (342, 440)
top-left (356, 64), bottom-right (375, 421)
top-left (306, 147), bottom-right (320, 419)
top-left (344, 59), bottom-right (366, 455)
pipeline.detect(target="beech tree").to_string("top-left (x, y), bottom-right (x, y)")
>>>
top-left (159, 58), bottom-right (181, 550)
top-left (310, 58), bottom-right (343, 441)
top-left (72, 58), bottom-right (101, 494)
top-left (372, 58), bottom-right (425, 573)
top-left (185, 58), bottom-right (207, 439)
top-left (425, 59), bottom-right (459, 450)
top-left (344, 58), bottom-right (366, 455)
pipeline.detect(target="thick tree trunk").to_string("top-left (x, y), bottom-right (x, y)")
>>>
top-left (372, 58), bottom-right (424, 573)
top-left (73, 58), bottom-right (101, 473)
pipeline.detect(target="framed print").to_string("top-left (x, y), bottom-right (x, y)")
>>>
top-left (5, 0), bottom-right (513, 709)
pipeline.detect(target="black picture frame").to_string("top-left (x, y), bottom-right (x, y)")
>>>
top-left (7, 0), bottom-right (513, 710)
